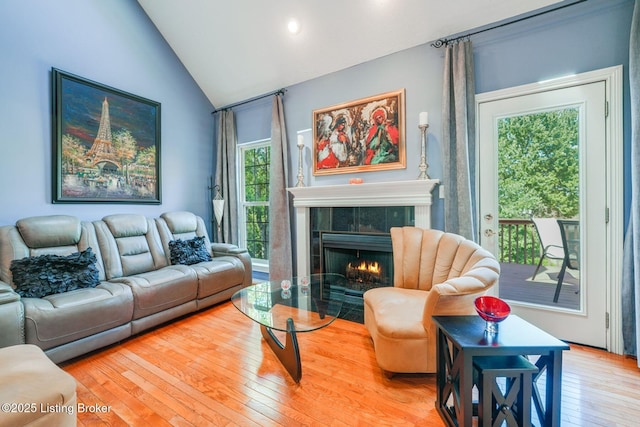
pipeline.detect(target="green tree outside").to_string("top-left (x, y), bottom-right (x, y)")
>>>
top-left (243, 145), bottom-right (270, 260)
top-left (498, 108), bottom-right (580, 263)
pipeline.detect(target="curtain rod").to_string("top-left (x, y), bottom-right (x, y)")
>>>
top-left (431, 0), bottom-right (587, 48)
top-left (211, 88), bottom-right (286, 114)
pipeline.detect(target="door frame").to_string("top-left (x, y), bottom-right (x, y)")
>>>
top-left (475, 66), bottom-right (624, 354)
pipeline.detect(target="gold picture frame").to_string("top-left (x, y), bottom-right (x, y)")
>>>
top-left (312, 89), bottom-right (406, 175)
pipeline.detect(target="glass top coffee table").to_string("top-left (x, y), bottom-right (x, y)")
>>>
top-left (231, 274), bottom-right (346, 382)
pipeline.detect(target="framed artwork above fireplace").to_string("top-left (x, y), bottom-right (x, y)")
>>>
top-left (312, 89), bottom-right (406, 175)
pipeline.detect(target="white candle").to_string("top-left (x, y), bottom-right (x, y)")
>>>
top-left (419, 112), bottom-right (429, 126)
top-left (297, 134), bottom-right (304, 147)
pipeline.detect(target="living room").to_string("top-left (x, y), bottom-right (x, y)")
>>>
top-left (0, 0), bottom-right (638, 426)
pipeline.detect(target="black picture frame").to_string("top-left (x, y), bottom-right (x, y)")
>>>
top-left (52, 68), bottom-right (161, 204)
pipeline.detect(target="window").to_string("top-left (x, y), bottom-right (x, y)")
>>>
top-left (238, 140), bottom-right (270, 270)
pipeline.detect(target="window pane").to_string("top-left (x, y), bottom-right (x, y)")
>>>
top-left (245, 205), bottom-right (269, 259)
top-left (244, 146), bottom-right (270, 202)
top-left (240, 142), bottom-right (271, 262)
top-left (497, 108), bottom-right (579, 219)
top-left (497, 107), bottom-right (580, 309)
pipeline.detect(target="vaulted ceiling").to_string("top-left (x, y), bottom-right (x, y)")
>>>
top-left (137, 0), bottom-right (562, 108)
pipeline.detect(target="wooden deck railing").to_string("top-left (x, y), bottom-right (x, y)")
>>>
top-left (498, 219), bottom-right (541, 265)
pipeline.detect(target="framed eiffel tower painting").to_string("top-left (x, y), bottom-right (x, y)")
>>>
top-left (52, 68), bottom-right (161, 204)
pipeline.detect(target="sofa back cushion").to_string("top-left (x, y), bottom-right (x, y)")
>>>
top-left (17, 215), bottom-right (81, 250)
top-left (156, 211), bottom-right (213, 264)
top-left (391, 226), bottom-right (499, 291)
top-left (94, 214), bottom-right (167, 279)
top-left (161, 211), bottom-right (201, 237)
top-left (0, 215), bottom-right (106, 287)
top-left (391, 227), bottom-right (441, 291)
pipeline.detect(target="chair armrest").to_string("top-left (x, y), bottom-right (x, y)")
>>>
top-left (211, 244), bottom-right (253, 287)
top-left (423, 266), bottom-right (499, 325)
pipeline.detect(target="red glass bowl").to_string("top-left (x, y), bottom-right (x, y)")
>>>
top-left (475, 296), bottom-right (511, 323)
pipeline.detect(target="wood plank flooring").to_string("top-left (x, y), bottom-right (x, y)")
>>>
top-left (61, 301), bottom-right (640, 426)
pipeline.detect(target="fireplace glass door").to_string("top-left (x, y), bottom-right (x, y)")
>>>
top-left (321, 232), bottom-right (393, 295)
top-left (310, 206), bottom-right (413, 274)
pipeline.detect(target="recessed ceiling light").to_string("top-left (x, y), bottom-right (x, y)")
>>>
top-left (287, 18), bottom-right (301, 35)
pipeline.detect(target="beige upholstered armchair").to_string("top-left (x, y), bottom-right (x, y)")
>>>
top-left (363, 226), bottom-right (500, 375)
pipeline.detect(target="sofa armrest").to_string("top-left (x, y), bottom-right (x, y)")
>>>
top-left (211, 243), bottom-right (246, 256)
top-left (211, 243), bottom-right (253, 287)
top-left (0, 281), bottom-right (25, 347)
top-left (0, 281), bottom-right (19, 303)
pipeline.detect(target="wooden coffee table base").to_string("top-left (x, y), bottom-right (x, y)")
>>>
top-left (260, 318), bottom-right (302, 383)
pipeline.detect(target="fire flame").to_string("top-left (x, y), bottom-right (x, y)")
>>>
top-left (348, 260), bottom-right (381, 274)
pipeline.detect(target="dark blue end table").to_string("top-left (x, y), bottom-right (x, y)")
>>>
top-left (433, 315), bottom-right (570, 427)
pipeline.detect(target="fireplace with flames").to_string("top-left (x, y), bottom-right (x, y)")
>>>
top-left (320, 232), bottom-right (393, 296)
top-left (347, 260), bottom-right (383, 284)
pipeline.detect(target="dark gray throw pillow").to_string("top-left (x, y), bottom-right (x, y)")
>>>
top-left (10, 247), bottom-right (100, 298)
top-left (169, 236), bottom-right (212, 265)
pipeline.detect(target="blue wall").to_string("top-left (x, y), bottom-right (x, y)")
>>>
top-left (235, 0), bottom-right (634, 232)
top-left (0, 0), bottom-right (634, 237)
top-left (0, 0), bottom-right (214, 226)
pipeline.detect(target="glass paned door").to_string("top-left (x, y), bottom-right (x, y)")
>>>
top-left (496, 108), bottom-right (580, 309)
top-left (478, 80), bottom-right (607, 349)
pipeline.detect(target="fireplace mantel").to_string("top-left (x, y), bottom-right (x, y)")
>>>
top-left (288, 179), bottom-right (439, 275)
top-left (288, 179), bottom-right (439, 208)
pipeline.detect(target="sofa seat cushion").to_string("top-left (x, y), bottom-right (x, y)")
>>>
top-left (190, 256), bottom-right (246, 299)
top-left (22, 282), bottom-right (133, 351)
top-left (112, 265), bottom-right (198, 319)
top-left (0, 344), bottom-right (77, 427)
top-left (364, 287), bottom-right (429, 339)
top-left (364, 287), bottom-right (432, 373)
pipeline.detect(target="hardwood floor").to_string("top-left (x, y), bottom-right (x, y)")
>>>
top-left (62, 302), bottom-right (640, 426)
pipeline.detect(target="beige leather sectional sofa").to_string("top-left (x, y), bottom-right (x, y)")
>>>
top-left (0, 211), bottom-right (251, 363)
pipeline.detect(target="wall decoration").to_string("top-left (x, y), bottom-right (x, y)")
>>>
top-left (312, 89), bottom-right (405, 175)
top-left (52, 68), bottom-right (161, 204)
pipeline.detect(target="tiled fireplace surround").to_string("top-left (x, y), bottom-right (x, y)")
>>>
top-left (288, 180), bottom-right (439, 277)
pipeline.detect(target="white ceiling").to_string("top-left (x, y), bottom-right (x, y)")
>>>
top-left (137, 0), bottom-right (562, 108)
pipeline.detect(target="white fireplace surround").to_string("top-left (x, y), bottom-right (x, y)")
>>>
top-left (288, 179), bottom-right (439, 276)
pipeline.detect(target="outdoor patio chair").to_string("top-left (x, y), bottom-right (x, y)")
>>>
top-left (531, 217), bottom-right (565, 280)
top-left (531, 217), bottom-right (580, 303)
top-left (555, 219), bottom-right (580, 302)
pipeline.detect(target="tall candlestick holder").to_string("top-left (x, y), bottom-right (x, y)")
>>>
top-left (417, 123), bottom-right (430, 180)
top-left (295, 142), bottom-right (305, 187)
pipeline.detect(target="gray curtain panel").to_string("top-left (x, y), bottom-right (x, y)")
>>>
top-left (268, 95), bottom-right (293, 281)
top-left (214, 110), bottom-right (238, 245)
top-left (442, 40), bottom-right (477, 241)
top-left (622, 0), bottom-right (640, 364)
